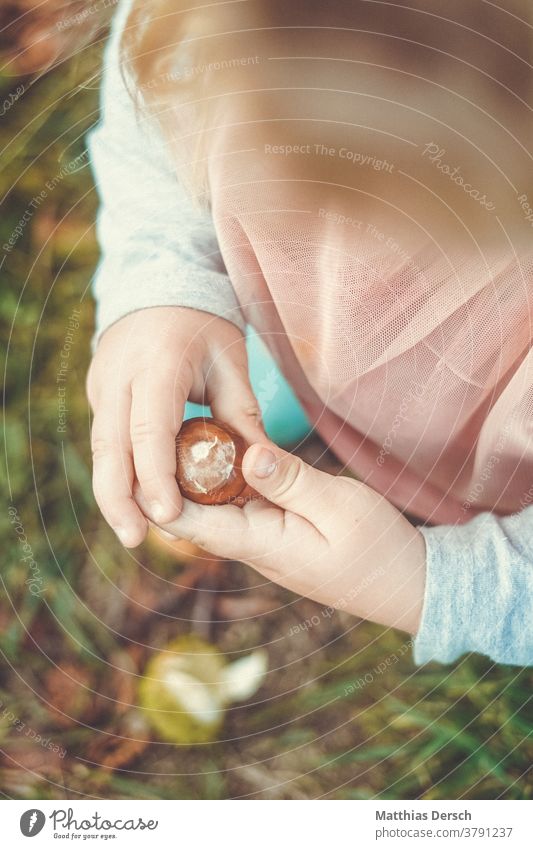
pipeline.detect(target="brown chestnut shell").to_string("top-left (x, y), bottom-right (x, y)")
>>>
top-left (175, 417), bottom-right (247, 505)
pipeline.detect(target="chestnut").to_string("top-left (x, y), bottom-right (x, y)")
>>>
top-left (175, 417), bottom-right (247, 505)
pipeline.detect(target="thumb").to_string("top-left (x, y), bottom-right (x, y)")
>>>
top-left (242, 442), bottom-right (326, 522)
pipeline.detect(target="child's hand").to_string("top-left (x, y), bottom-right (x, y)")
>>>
top-left (86, 307), bottom-right (265, 548)
top-left (135, 441), bottom-right (427, 634)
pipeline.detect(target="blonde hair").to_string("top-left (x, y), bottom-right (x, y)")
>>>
top-left (119, 0), bottom-right (286, 200)
top-left (117, 0), bottom-right (533, 206)
top-left (38, 0), bottom-right (533, 209)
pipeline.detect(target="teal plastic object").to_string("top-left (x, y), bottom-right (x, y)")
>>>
top-left (184, 326), bottom-right (311, 446)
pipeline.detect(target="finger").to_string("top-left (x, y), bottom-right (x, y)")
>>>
top-left (241, 442), bottom-right (339, 527)
top-left (134, 480), bottom-right (251, 555)
top-left (91, 386), bottom-right (148, 547)
top-left (130, 364), bottom-right (192, 523)
top-left (134, 481), bottom-right (300, 571)
top-left (206, 342), bottom-right (267, 446)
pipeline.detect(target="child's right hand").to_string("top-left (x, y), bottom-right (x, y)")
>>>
top-left (86, 306), bottom-right (265, 547)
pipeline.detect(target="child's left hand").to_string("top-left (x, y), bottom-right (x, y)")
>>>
top-left (134, 441), bottom-right (427, 635)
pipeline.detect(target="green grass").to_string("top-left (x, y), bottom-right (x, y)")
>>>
top-left (0, 42), bottom-right (532, 801)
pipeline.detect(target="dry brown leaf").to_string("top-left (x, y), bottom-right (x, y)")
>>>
top-left (216, 594), bottom-right (280, 620)
top-left (1, 739), bottom-right (67, 778)
top-left (85, 722), bottom-right (149, 771)
top-left (42, 662), bottom-right (95, 729)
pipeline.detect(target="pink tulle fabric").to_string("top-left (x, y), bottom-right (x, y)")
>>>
top-left (209, 171), bottom-right (533, 526)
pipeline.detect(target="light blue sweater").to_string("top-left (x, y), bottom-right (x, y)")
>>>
top-left (87, 0), bottom-right (533, 668)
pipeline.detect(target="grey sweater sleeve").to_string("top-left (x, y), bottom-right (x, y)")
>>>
top-left (414, 504), bottom-right (533, 667)
top-left (87, 0), bottom-right (244, 351)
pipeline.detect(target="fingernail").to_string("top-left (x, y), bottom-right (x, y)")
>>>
top-left (151, 501), bottom-right (166, 522)
top-left (115, 526), bottom-right (137, 547)
top-left (253, 448), bottom-right (277, 478)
